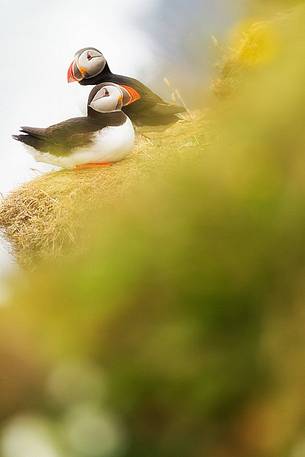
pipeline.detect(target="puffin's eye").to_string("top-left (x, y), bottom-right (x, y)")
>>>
top-left (87, 52), bottom-right (93, 61)
top-left (104, 88), bottom-right (110, 96)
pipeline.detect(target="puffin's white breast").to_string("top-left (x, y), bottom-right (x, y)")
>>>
top-left (27, 117), bottom-right (135, 169)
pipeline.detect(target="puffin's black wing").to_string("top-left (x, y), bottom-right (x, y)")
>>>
top-left (87, 75), bottom-right (185, 113)
top-left (13, 113), bottom-right (126, 156)
top-left (112, 75), bottom-right (165, 107)
top-left (145, 102), bottom-right (186, 117)
top-left (87, 78), bottom-right (186, 127)
top-left (128, 102), bottom-right (185, 127)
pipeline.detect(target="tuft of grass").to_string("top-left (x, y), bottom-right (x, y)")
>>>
top-left (213, 14), bottom-right (285, 97)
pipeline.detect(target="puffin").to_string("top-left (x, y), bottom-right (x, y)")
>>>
top-left (67, 47), bottom-right (186, 127)
top-left (13, 85), bottom-right (135, 169)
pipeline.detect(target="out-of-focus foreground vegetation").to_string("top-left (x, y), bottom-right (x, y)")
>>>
top-left (1, 1), bottom-right (305, 457)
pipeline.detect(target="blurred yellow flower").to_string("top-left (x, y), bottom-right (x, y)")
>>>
top-left (229, 20), bottom-right (279, 67)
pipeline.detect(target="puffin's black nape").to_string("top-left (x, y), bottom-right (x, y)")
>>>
top-left (79, 62), bottom-right (112, 86)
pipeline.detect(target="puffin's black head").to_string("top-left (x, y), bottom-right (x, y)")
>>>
top-left (67, 47), bottom-right (108, 84)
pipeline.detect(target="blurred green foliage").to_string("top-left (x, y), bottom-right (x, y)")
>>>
top-left (1, 2), bottom-right (305, 457)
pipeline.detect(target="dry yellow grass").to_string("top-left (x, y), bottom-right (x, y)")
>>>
top-left (0, 114), bottom-right (206, 267)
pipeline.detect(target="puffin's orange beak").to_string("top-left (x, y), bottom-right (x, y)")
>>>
top-left (67, 61), bottom-right (76, 83)
top-left (67, 61), bottom-right (82, 83)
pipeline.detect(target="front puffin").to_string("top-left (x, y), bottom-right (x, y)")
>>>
top-left (13, 85), bottom-right (135, 170)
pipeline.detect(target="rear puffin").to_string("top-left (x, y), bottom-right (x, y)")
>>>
top-left (67, 47), bottom-right (186, 127)
top-left (13, 86), bottom-right (135, 169)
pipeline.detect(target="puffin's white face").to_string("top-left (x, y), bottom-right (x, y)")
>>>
top-left (89, 85), bottom-right (124, 113)
top-left (67, 47), bottom-right (107, 83)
